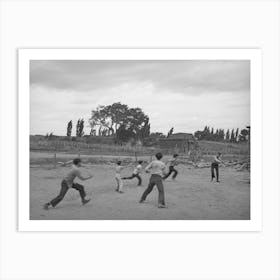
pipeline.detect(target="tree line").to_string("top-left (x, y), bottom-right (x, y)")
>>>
top-left (194, 126), bottom-right (249, 142)
top-left (62, 102), bottom-right (250, 144)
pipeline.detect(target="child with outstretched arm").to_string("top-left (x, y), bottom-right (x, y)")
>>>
top-left (163, 153), bottom-right (179, 180)
top-left (43, 158), bottom-right (92, 210)
top-left (122, 160), bottom-right (143, 186)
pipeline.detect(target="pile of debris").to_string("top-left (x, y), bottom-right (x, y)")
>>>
top-left (184, 159), bottom-right (250, 171)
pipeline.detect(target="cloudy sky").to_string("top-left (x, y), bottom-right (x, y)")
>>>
top-left (30, 60), bottom-right (250, 135)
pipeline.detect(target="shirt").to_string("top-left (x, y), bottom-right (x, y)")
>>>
top-left (115, 166), bottom-right (123, 175)
top-left (169, 158), bottom-right (178, 167)
top-left (64, 165), bottom-right (82, 187)
top-left (133, 164), bottom-right (142, 175)
top-left (213, 156), bottom-right (222, 164)
top-left (145, 160), bottom-right (167, 177)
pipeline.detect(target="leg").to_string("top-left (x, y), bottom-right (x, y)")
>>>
top-left (72, 183), bottom-right (86, 202)
top-left (122, 174), bottom-right (135, 180)
top-left (171, 167), bottom-right (178, 179)
top-left (117, 177), bottom-right (124, 192)
top-left (115, 177), bottom-right (120, 191)
top-left (140, 177), bottom-right (155, 202)
top-left (215, 165), bottom-right (219, 182)
top-left (135, 174), bottom-right (142, 186)
top-left (155, 177), bottom-right (165, 206)
top-left (211, 163), bottom-right (215, 181)
top-left (163, 167), bottom-right (172, 179)
top-left (49, 181), bottom-right (69, 207)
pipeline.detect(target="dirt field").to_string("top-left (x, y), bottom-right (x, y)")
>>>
top-left (30, 154), bottom-right (250, 220)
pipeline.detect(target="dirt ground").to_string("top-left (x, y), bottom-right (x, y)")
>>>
top-left (30, 162), bottom-right (250, 220)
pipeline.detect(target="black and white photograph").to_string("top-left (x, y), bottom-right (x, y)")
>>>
top-left (2, 1), bottom-right (280, 280)
top-left (28, 57), bottom-right (251, 221)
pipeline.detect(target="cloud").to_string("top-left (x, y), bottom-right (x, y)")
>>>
top-left (30, 60), bottom-right (250, 96)
top-left (30, 60), bottom-right (250, 135)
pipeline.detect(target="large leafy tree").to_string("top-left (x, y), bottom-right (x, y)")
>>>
top-left (89, 102), bottom-right (150, 141)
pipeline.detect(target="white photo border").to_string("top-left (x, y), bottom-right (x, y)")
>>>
top-left (18, 48), bottom-right (262, 232)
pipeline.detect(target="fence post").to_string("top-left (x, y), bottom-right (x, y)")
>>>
top-left (54, 152), bottom-right (57, 169)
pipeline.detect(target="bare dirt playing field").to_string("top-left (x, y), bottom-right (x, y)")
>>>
top-left (30, 153), bottom-right (250, 220)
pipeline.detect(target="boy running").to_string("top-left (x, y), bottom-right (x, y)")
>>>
top-left (115, 160), bottom-right (125, 193)
top-left (163, 153), bottom-right (179, 180)
top-left (43, 158), bottom-right (92, 210)
top-left (122, 160), bottom-right (143, 186)
top-left (211, 152), bottom-right (225, 183)
top-left (139, 152), bottom-right (167, 208)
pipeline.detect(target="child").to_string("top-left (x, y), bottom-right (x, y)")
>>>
top-left (211, 152), bottom-right (225, 183)
top-left (43, 158), bottom-right (92, 210)
top-left (115, 160), bottom-right (125, 193)
top-left (122, 160), bottom-right (143, 186)
top-left (139, 152), bottom-right (167, 208)
top-left (163, 154), bottom-right (179, 180)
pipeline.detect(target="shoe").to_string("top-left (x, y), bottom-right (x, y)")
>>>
top-left (118, 191), bottom-right (124, 194)
top-left (158, 204), bottom-right (167, 208)
top-left (43, 203), bottom-right (50, 210)
top-left (115, 189), bottom-right (119, 192)
top-left (82, 198), bottom-right (91, 205)
top-left (139, 199), bottom-right (145, 203)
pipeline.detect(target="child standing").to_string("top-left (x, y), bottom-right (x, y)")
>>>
top-left (122, 160), bottom-right (143, 186)
top-left (43, 158), bottom-right (92, 210)
top-left (115, 160), bottom-right (125, 193)
top-left (163, 153), bottom-right (179, 180)
top-left (211, 152), bottom-right (225, 183)
top-left (139, 152), bottom-right (167, 208)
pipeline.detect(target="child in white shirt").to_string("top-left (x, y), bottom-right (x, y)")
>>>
top-left (115, 160), bottom-right (125, 193)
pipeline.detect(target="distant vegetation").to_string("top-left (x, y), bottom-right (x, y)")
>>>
top-left (55, 102), bottom-right (250, 146)
top-left (39, 102), bottom-right (250, 159)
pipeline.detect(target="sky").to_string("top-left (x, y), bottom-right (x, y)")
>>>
top-left (30, 60), bottom-right (250, 136)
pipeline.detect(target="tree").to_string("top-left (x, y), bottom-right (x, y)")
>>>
top-left (90, 128), bottom-right (96, 136)
top-left (211, 127), bottom-right (214, 138)
top-left (235, 128), bottom-right (239, 142)
top-left (67, 120), bottom-right (72, 137)
top-left (139, 118), bottom-right (151, 140)
top-left (78, 119), bottom-right (84, 137)
top-left (230, 129), bottom-right (235, 142)
top-left (76, 119), bottom-right (80, 137)
top-left (225, 129), bottom-right (230, 142)
top-left (76, 119), bottom-right (84, 137)
top-left (239, 128), bottom-right (249, 142)
top-left (89, 102), bottom-right (129, 136)
top-left (116, 124), bottom-right (135, 142)
top-left (89, 102), bottom-right (150, 142)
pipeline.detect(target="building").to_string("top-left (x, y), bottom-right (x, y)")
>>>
top-left (158, 133), bottom-right (195, 153)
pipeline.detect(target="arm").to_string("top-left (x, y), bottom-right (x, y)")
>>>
top-left (76, 170), bottom-right (93, 181)
top-left (214, 156), bottom-right (222, 164)
top-left (145, 162), bottom-right (152, 173)
top-left (58, 160), bottom-right (73, 166)
top-left (162, 164), bottom-right (168, 175)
